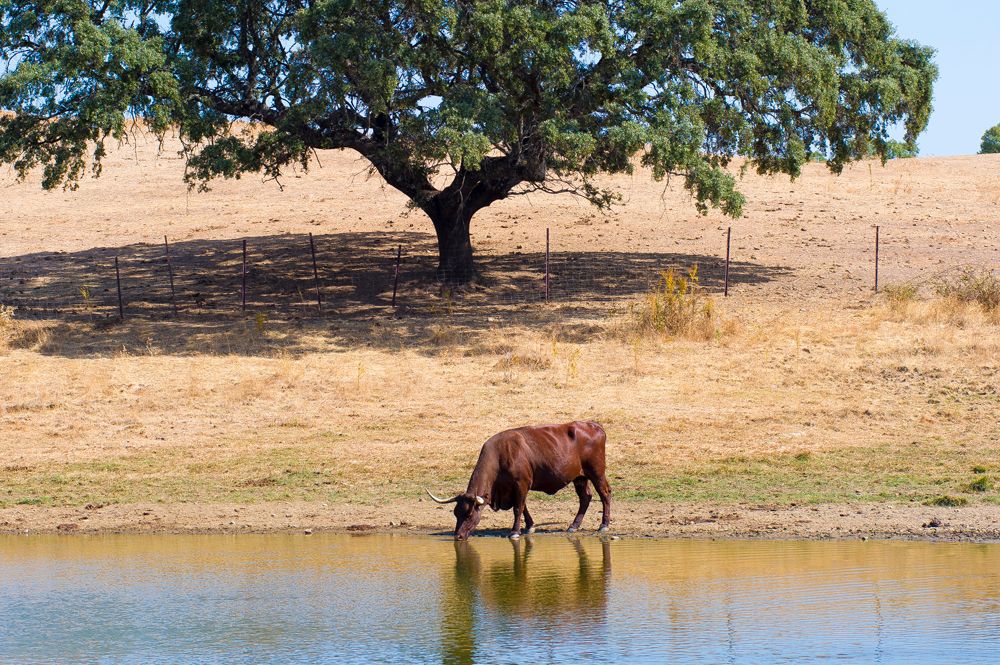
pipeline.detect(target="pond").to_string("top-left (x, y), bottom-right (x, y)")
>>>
top-left (1, 534), bottom-right (998, 664)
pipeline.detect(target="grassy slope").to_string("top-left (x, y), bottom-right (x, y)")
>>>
top-left (1, 140), bottom-right (999, 520)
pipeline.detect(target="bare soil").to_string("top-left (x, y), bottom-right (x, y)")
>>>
top-left (3, 500), bottom-right (997, 543)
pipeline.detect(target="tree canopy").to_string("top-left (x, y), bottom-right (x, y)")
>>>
top-left (982, 124), bottom-right (1000, 155)
top-left (1, 1), bottom-right (937, 280)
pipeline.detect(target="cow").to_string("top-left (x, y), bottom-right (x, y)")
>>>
top-left (426, 421), bottom-right (612, 540)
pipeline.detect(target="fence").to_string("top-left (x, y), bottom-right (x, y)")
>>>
top-left (0, 225), bottom-right (994, 323)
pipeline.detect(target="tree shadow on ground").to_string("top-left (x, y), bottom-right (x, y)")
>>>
top-left (0, 231), bottom-right (792, 358)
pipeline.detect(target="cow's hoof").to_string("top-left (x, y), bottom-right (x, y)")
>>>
top-left (526, 526), bottom-right (536, 535)
top-left (509, 532), bottom-right (521, 540)
top-left (598, 525), bottom-right (609, 534)
top-left (567, 526), bottom-right (578, 534)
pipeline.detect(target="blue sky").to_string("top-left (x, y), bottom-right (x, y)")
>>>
top-left (876, 0), bottom-right (1000, 156)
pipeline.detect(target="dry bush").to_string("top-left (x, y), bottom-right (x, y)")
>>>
top-left (0, 304), bottom-right (15, 352)
top-left (427, 323), bottom-right (462, 347)
top-left (881, 283), bottom-right (919, 314)
top-left (934, 268), bottom-right (1000, 312)
top-left (879, 270), bottom-right (1000, 327)
top-left (615, 266), bottom-right (717, 341)
top-left (0, 305), bottom-right (50, 353)
top-left (492, 350), bottom-right (551, 371)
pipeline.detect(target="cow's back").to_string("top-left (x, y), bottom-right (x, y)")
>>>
top-left (495, 421), bottom-right (604, 493)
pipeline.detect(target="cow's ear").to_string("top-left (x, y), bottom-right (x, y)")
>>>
top-left (475, 495), bottom-right (486, 506)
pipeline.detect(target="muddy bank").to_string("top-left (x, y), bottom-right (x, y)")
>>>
top-left (2, 500), bottom-right (998, 543)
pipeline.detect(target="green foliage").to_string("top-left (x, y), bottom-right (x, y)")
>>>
top-left (965, 476), bottom-right (994, 493)
top-left (981, 124), bottom-right (1000, 154)
top-left (885, 140), bottom-right (919, 159)
top-left (1, 1), bottom-right (937, 271)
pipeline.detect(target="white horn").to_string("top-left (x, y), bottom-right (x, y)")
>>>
top-left (475, 495), bottom-right (486, 506)
top-left (426, 489), bottom-right (460, 504)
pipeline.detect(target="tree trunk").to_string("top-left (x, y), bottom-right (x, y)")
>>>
top-left (427, 205), bottom-right (475, 283)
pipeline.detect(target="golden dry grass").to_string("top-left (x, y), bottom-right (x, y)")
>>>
top-left (1, 294), bottom-right (997, 511)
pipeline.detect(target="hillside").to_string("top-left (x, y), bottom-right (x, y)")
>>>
top-left (1, 137), bottom-right (998, 539)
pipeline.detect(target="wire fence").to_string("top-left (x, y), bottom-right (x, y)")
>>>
top-left (0, 226), bottom-right (995, 323)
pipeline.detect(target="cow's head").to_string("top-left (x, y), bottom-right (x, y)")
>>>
top-left (427, 490), bottom-right (486, 540)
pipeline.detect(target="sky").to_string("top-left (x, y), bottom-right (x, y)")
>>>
top-left (876, 0), bottom-right (1000, 156)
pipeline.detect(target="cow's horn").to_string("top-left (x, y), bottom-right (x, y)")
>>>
top-left (426, 489), bottom-right (460, 504)
top-left (475, 495), bottom-right (486, 506)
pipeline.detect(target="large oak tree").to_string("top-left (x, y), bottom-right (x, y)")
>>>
top-left (1, 1), bottom-right (936, 281)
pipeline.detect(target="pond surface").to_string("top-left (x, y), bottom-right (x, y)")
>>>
top-left (1, 534), bottom-right (998, 664)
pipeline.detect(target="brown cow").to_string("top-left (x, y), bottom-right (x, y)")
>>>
top-left (427, 421), bottom-right (612, 540)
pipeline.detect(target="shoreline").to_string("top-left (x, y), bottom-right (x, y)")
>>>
top-left (3, 500), bottom-right (998, 543)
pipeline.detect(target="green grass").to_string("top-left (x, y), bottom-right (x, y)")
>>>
top-left (964, 476), bottom-right (994, 493)
top-left (2, 437), bottom-right (998, 510)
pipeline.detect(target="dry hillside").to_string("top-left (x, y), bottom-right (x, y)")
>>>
top-left (1, 134), bottom-right (998, 539)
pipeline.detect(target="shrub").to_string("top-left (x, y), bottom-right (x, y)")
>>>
top-left (923, 495), bottom-right (968, 507)
top-left (934, 268), bottom-right (1000, 311)
top-left (623, 266), bottom-right (716, 341)
top-left (981, 123), bottom-right (1000, 154)
top-left (881, 283), bottom-right (919, 312)
top-left (965, 476), bottom-right (994, 493)
top-left (0, 304), bottom-right (16, 350)
top-left (0, 303), bottom-right (14, 329)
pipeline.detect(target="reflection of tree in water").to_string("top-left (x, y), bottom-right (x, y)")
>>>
top-left (441, 537), bottom-right (611, 665)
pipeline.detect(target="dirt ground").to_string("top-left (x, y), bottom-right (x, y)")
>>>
top-left (3, 500), bottom-right (998, 543)
top-left (1, 134), bottom-right (998, 540)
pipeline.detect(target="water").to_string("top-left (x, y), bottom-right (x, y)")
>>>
top-left (1, 534), bottom-right (998, 664)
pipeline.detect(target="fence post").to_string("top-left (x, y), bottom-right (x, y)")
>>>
top-left (724, 227), bottom-right (731, 297)
top-left (874, 225), bottom-right (880, 292)
top-left (545, 227), bottom-right (550, 302)
top-left (164, 236), bottom-right (178, 316)
top-left (241, 239), bottom-right (247, 312)
top-left (391, 245), bottom-right (402, 308)
top-left (309, 233), bottom-right (322, 311)
top-left (114, 256), bottom-right (124, 320)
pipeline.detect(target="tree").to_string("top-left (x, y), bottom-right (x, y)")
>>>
top-left (0, 1), bottom-right (936, 282)
top-left (982, 124), bottom-right (1000, 154)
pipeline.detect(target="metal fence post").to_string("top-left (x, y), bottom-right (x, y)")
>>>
top-left (391, 245), bottom-right (402, 308)
top-left (309, 233), bottom-right (322, 311)
top-left (114, 256), bottom-right (124, 320)
top-left (724, 227), bottom-right (731, 297)
top-left (164, 236), bottom-right (178, 315)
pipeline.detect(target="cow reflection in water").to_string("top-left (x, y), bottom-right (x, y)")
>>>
top-left (441, 537), bottom-right (612, 665)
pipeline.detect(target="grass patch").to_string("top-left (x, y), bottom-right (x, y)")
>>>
top-left (882, 283), bottom-right (919, 312)
top-left (923, 495), bottom-right (968, 507)
top-left (964, 476), bottom-right (994, 493)
top-left (14, 497), bottom-right (48, 506)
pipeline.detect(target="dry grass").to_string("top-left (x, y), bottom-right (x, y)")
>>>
top-left (613, 266), bottom-right (719, 342)
top-left (2, 295), bottom-right (998, 511)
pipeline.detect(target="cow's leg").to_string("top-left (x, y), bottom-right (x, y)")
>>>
top-left (568, 477), bottom-right (592, 533)
top-left (510, 501), bottom-right (524, 540)
top-left (523, 506), bottom-right (536, 534)
top-left (588, 472), bottom-right (612, 532)
top-left (510, 481), bottom-right (529, 539)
